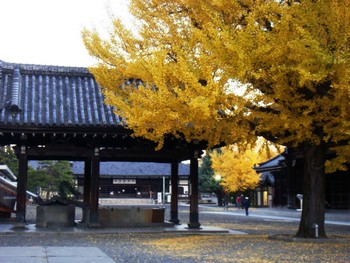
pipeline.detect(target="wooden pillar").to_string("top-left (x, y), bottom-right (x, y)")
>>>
top-left (81, 160), bottom-right (92, 223)
top-left (169, 162), bottom-right (180, 224)
top-left (187, 157), bottom-right (201, 229)
top-left (89, 147), bottom-right (100, 227)
top-left (15, 145), bottom-right (28, 227)
top-left (83, 160), bottom-right (92, 204)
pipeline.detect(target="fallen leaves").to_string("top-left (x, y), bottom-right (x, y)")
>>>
top-left (141, 234), bottom-right (350, 263)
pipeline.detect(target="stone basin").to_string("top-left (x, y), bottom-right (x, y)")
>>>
top-left (98, 205), bottom-right (166, 227)
top-left (36, 204), bottom-right (75, 228)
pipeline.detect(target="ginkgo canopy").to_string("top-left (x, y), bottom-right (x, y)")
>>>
top-left (83, 0), bottom-right (349, 151)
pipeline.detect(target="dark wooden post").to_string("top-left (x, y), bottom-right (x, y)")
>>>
top-left (81, 159), bottom-right (92, 223)
top-left (187, 157), bottom-right (201, 229)
top-left (15, 145), bottom-right (28, 227)
top-left (169, 162), bottom-right (180, 224)
top-left (89, 147), bottom-right (100, 227)
top-left (83, 160), bottom-right (92, 204)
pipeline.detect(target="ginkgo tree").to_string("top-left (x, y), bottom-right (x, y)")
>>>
top-left (211, 139), bottom-right (282, 193)
top-left (211, 146), bottom-right (261, 193)
top-left (83, 0), bottom-right (350, 238)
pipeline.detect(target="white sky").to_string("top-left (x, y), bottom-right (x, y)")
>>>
top-left (0, 0), bottom-right (131, 67)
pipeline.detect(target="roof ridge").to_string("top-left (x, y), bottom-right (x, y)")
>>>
top-left (0, 60), bottom-right (92, 77)
top-left (8, 66), bottom-right (22, 113)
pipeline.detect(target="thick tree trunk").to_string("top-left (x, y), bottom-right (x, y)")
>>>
top-left (297, 144), bottom-right (327, 238)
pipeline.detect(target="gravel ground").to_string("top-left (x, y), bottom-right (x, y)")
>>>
top-left (0, 204), bottom-right (349, 262)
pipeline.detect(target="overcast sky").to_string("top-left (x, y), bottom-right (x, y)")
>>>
top-left (0, 0), bottom-right (131, 67)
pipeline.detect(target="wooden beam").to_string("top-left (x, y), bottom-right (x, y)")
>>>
top-left (100, 148), bottom-right (190, 163)
top-left (26, 145), bottom-right (91, 159)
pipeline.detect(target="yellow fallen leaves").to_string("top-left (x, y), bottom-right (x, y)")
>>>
top-left (141, 234), bottom-right (350, 263)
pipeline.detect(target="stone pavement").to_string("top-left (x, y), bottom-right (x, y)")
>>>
top-left (0, 247), bottom-right (115, 263)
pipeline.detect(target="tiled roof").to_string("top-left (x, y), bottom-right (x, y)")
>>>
top-left (71, 161), bottom-right (190, 177)
top-left (0, 60), bottom-right (121, 128)
top-left (0, 165), bottom-right (38, 198)
top-left (254, 153), bottom-right (285, 172)
top-left (0, 164), bottom-right (17, 181)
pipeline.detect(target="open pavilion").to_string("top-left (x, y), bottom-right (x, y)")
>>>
top-left (0, 60), bottom-right (205, 228)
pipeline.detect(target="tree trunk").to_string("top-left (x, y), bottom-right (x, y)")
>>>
top-left (297, 144), bottom-right (327, 238)
top-left (216, 190), bottom-right (223, 207)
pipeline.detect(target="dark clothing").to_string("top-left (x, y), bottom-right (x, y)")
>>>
top-left (243, 198), bottom-right (250, 216)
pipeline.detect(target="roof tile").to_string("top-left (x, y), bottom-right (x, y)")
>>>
top-left (0, 60), bottom-right (121, 128)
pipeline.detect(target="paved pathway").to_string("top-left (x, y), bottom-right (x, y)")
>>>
top-left (201, 210), bottom-right (350, 226)
top-left (0, 247), bottom-right (115, 263)
top-left (196, 204), bottom-right (350, 226)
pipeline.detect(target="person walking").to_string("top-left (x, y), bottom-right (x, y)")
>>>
top-left (224, 196), bottom-right (229, 210)
top-left (236, 195), bottom-right (241, 209)
top-left (243, 197), bottom-right (250, 216)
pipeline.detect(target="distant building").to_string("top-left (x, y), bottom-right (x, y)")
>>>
top-left (0, 165), bottom-right (17, 218)
top-left (71, 161), bottom-right (190, 201)
top-left (0, 165), bottom-right (37, 218)
top-left (254, 149), bottom-right (350, 209)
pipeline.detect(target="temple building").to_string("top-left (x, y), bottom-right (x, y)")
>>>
top-left (71, 161), bottom-right (190, 201)
top-left (254, 148), bottom-right (350, 209)
top-left (0, 60), bottom-right (205, 228)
